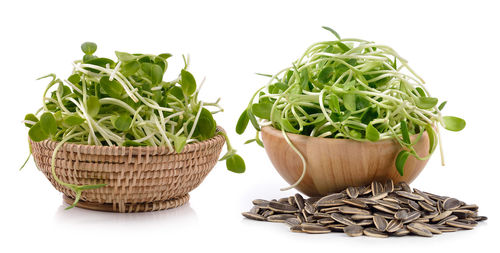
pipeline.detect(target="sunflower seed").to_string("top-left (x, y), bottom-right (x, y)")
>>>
top-left (435, 225), bottom-right (459, 232)
top-left (356, 219), bottom-right (374, 226)
top-left (342, 199), bottom-right (369, 209)
top-left (408, 200), bottom-right (421, 211)
top-left (369, 192), bottom-right (389, 201)
top-left (437, 215), bottom-right (458, 225)
top-left (294, 193), bottom-right (305, 210)
top-left (242, 212), bottom-right (266, 221)
top-left (395, 191), bottom-right (425, 201)
top-left (446, 220), bottom-right (476, 230)
top-left (383, 180), bottom-right (394, 193)
top-left (443, 198), bottom-right (461, 210)
top-left (252, 199), bottom-right (270, 208)
top-left (351, 214), bottom-right (374, 220)
top-left (403, 211), bottom-right (421, 224)
top-left (393, 227), bottom-right (411, 236)
top-left (418, 201), bottom-right (437, 212)
top-left (373, 205), bottom-right (396, 214)
top-left (376, 200), bottom-right (401, 210)
top-left (372, 181), bottom-right (384, 196)
top-left (267, 214), bottom-right (296, 222)
top-left (249, 206), bottom-right (260, 214)
top-left (346, 186), bottom-right (359, 199)
top-left (331, 213), bottom-right (356, 226)
top-left (394, 210), bottom-right (409, 220)
top-left (407, 222), bottom-right (433, 237)
top-left (301, 224), bottom-right (330, 234)
top-left (373, 215), bottom-right (388, 231)
top-left (386, 219), bottom-right (403, 233)
top-left (285, 217), bottom-right (301, 226)
top-left (304, 203), bottom-right (316, 214)
top-left (339, 206), bottom-right (371, 215)
top-left (431, 210), bottom-right (453, 222)
top-left (243, 181), bottom-right (486, 237)
top-left (269, 201), bottom-right (298, 213)
top-left (316, 193), bottom-right (346, 206)
top-left (399, 182), bottom-right (412, 191)
top-left (363, 227), bottom-right (388, 238)
top-left (344, 225), bottom-right (364, 237)
top-left (413, 188), bottom-right (436, 205)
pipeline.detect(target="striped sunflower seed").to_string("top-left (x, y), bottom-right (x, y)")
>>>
top-left (395, 191), bottom-right (425, 201)
top-left (343, 225), bottom-right (364, 237)
top-left (407, 223), bottom-right (433, 237)
top-left (242, 212), bottom-right (266, 221)
top-left (363, 227), bottom-right (388, 238)
top-left (373, 215), bottom-right (388, 231)
top-left (346, 186), bottom-right (359, 199)
top-left (443, 198), bottom-right (461, 210)
top-left (386, 219), bottom-right (403, 233)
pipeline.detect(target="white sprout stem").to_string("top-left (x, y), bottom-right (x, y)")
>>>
top-left (280, 128), bottom-right (307, 191)
top-left (187, 101), bottom-right (204, 140)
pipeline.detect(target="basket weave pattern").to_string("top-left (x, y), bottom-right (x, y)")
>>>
top-left (30, 128), bottom-right (225, 212)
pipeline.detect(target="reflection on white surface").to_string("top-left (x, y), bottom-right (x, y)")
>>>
top-left (53, 199), bottom-right (199, 228)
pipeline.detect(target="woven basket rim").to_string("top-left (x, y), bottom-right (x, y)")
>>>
top-left (30, 126), bottom-right (226, 156)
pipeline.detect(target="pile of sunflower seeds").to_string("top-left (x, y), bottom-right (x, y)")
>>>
top-left (242, 180), bottom-right (487, 237)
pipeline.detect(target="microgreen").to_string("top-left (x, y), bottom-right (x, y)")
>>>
top-left (22, 42), bottom-right (245, 208)
top-left (238, 27), bottom-right (465, 189)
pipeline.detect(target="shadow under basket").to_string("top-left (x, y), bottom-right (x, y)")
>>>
top-left (30, 127), bottom-right (226, 213)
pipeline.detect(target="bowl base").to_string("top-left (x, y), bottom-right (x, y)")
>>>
top-left (63, 194), bottom-right (190, 213)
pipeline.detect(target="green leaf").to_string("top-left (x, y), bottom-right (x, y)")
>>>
top-left (100, 76), bottom-right (124, 98)
top-left (123, 140), bottom-right (147, 147)
top-left (86, 57), bottom-right (115, 68)
top-left (141, 62), bottom-right (164, 85)
top-left (365, 123), bottom-right (380, 142)
top-left (442, 116), bottom-right (466, 131)
top-left (400, 120), bottom-right (411, 144)
top-left (280, 119), bottom-right (300, 134)
top-left (115, 51), bottom-right (136, 62)
top-left (226, 154), bottom-right (245, 173)
top-left (83, 54), bottom-right (97, 63)
top-left (300, 68), bottom-right (309, 90)
top-left (328, 94), bottom-right (340, 113)
top-left (244, 139), bottom-right (256, 144)
top-left (68, 74), bottom-right (80, 84)
top-left (40, 112), bottom-right (57, 136)
top-left (415, 97), bottom-right (438, 109)
top-left (180, 69), bottom-right (196, 96)
top-left (395, 151), bottom-right (410, 176)
top-left (415, 87), bottom-right (426, 97)
top-left (168, 86), bottom-right (184, 100)
top-left (438, 101), bottom-right (447, 111)
top-left (113, 114), bottom-right (132, 131)
top-left (64, 115), bottom-right (85, 126)
top-left (335, 41), bottom-right (350, 52)
top-left (121, 61), bottom-right (140, 77)
top-left (322, 26), bottom-right (341, 40)
top-left (28, 122), bottom-right (49, 142)
top-left (24, 113), bottom-right (38, 127)
top-left (158, 53), bottom-right (172, 60)
top-left (425, 125), bottom-right (437, 154)
top-left (195, 108), bottom-right (216, 140)
top-left (81, 42), bottom-right (97, 55)
top-left (86, 96), bottom-right (101, 117)
top-left (247, 109), bottom-right (260, 131)
top-left (251, 103), bottom-right (273, 120)
top-left (343, 93), bottom-right (356, 111)
top-left (236, 109), bottom-right (250, 135)
top-left (173, 135), bottom-right (187, 153)
top-left (318, 66), bottom-right (334, 84)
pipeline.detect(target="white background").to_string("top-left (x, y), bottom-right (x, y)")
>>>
top-left (1, 0), bottom-right (498, 252)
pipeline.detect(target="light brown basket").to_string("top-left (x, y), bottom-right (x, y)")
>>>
top-left (30, 127), bottom-right (226, 213)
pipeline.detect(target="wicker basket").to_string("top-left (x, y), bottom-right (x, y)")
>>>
top-left (30, 127), bottom-right (226, 213)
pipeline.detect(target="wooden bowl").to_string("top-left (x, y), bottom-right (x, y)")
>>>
top-left (261, 126), bottom-right (430, 197)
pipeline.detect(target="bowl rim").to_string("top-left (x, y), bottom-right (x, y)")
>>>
top-left (29, 126), bottom-right (226, 156)
top-left (261, 125), bottom-right (427, 145)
